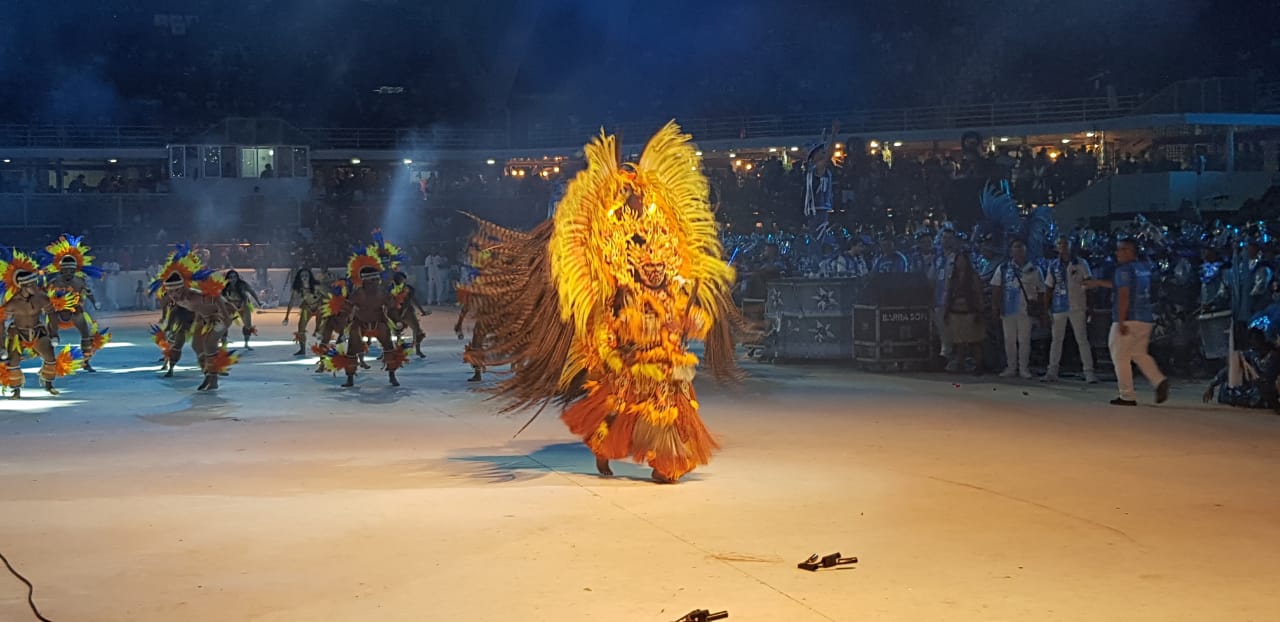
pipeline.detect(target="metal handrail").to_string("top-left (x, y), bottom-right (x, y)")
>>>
top-left (2, 80), bottom-right (1275, 152)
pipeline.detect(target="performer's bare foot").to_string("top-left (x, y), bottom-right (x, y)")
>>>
top-left (415, 349), bottom-right (425, 359)
top-left (467, 370), bottom-right (482, 382)
top-left (342, 374), bottom-right (355, 388)
top-left (82, 361), bottom-right (96, 372)
top-left (388, 370), bottom-right (400, 387)
top-left (595, 456), bottom-right (613, 477)
top-left (650, 469), bottom-right (676, 484)
top-left (163, 368), bottom-right (174, 378)
top-left (8, 388), bottom-right (19, 400)
top-left (43, 381), bottom-right (58, 396)
top-left (293, 346), bottom-right (305, 356)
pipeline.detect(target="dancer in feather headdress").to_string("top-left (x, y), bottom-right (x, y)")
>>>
top-left (150, 245), bottom-right (198, 377)
top-left (328, 248), bottom-right (405, 387)
top-left (40, 234), bottom-right (106, 372)
top-left (149, 245), bottom-right (240, 390)
top-left (390, 271), bottom-right (429, 359)
top-left (1, 250), bottom-right (82, 397)
top-left (459, 121), bottom-right (745, 483)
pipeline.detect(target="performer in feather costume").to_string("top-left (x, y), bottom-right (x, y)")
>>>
top-left (150, 245), bottom-right (198, 377)
top-left (1, 250), bottom-right (75, 397)
top-left (327, 248), bottom-right (405, 387)
top-left (149, 245), bottom-right (240, 390)
top-left (459, 121), bottom-right (744, 483)
top-left (40, 234), bottom-right (106, 372)
top-left (282, 267), bottom-right (328, 356)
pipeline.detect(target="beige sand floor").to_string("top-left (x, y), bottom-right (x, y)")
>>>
top-left (1, 310), bottom-right (1277, 621)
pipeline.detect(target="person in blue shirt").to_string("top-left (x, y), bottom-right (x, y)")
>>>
top-left (1042, 236), bottom-right (1098, 383)
top-left (990, 239), bottom-right (1045, 379)
top-left (873, 237), bottom-right (909, 273)
top-left (1086, 239), bottom-right (1169, 406)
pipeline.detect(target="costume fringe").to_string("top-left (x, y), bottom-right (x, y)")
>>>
top-left (149, 324), bottom-right (172, 356)
top-left (90, 327), bottom-right (112, 354)
top-left (381, 346), bottom-right (409, 371)
top-left (49, 289), bottom-right (81, 312)
top-left (207, 348), bottom-right (240, 375)
top-left (2, 365), bottom-right (22, 388)
top-left (54, 345), bottom-right (85, 377)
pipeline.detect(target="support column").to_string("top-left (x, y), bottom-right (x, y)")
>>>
top-left (1225, 126), bottom-right (1236, 173)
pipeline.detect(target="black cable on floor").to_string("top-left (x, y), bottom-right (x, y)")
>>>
top-left (0, 549), bottom-right (54, 622)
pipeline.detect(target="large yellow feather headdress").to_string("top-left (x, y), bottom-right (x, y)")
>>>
top-left (459, 120), bottom-right (747, 415)
top-left (550, 120), bottom-right (733, 338)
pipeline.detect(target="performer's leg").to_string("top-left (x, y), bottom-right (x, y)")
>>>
top-left (5, 328), bottom-right (24, 398)
top-left (466, 328), bottom-right (485, 382)
top-left (294, 308), bottom-right (310, 355)
top-left (241, 307), bottom-right (254, 349)
top-left (74, 313), bottom-right (96, 372)
top-left (35, 333), bottom-right (59, 395)
top-left (342, 328), bottom-right (362, 387)
top-left (408, 311), bottom-right (425, 357)
top-left (376, 326), bottom-right (400, 386)
top-left (164, 329), bottom-right (188, 377)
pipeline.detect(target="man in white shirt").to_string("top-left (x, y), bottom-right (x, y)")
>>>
top-left (101, 258), bottom-right (121, 311)
top-left (424, 252), bottom-right (448, 305)
top-left (990, 239), bottom-right (1046, 379)
top-left (1042, 237), bottom-right (1098, 383)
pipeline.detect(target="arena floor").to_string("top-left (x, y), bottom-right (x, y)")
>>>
top-left (1, 310), bottom-right (1277, 621)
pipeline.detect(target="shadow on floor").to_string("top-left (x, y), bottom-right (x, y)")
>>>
top-left (447, 441), bottom-right (701, 484)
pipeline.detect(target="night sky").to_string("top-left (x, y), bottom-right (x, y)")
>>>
top-left (0, 0), bottom-right (1276, 127)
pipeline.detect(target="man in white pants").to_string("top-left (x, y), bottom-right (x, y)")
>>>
top-left (990, 239), bottom-right (1045, 379)
top-left (425, 251), bottom-right (448, 305)
top-left (1087, 239), bottom-right (1169, 406)
top-left (1042, 237), bottom-right (1098, 383)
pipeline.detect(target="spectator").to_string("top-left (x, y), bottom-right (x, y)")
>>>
top-left (945, 252), bottom-right (986, 375)
top-left (991, 239), bottom-right (1045, 379)
top-left (1042, 236), bottom-right (1098, 383)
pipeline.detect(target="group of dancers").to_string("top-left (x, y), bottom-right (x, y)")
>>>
top-left (3, 122), bottom-right (745, 484)
top-left (148, 231), bottom-right (432, 391)
top-left (0, 235), bottom-right (111, 398)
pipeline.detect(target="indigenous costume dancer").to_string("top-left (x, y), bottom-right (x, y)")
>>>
top-left (318, 249), bottom-right (407, 387)
top-left (149, 246), bottom-right (240, 389)
top-left (459, 122), bottom-right (744, 483)
top-left (150, 245), bottom-right (196, 376)
top-left (221, 270), bottom-right (262, 350)
top-left (1, 250), bottom-right (85, 398)
top-left (390, 271), bottom-right (429, 358)
top-left (454, 288), bottom-right (488, 382)
top-left (41, 235), bottom-right (109, 372)
top-left (282, 267), bottom-right (327, 356)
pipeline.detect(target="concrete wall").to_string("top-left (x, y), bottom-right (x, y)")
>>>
top-left (1054, 171), bottom-right (1278, 224)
